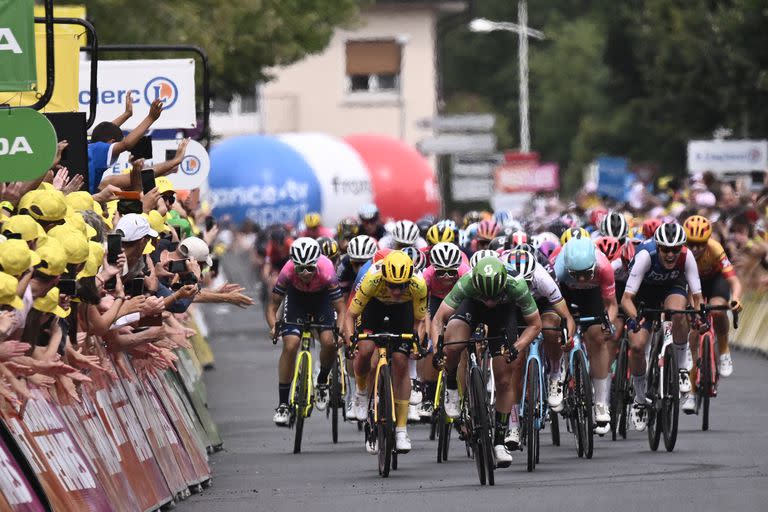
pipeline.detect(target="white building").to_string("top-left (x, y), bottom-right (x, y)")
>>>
top-left (211, 0), bottom-right (467, 148)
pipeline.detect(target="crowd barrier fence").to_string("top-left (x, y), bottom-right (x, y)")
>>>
top-left (0, 318), bottom-right (221, 511)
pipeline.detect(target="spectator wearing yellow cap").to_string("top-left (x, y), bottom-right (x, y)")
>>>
top-left (0, 273), bottom-right (24, 311)
top-left (32, 287), bottom-right (70, 318)
top-left (2, 215), bottom-right (46, 249)
top-left (46, 225), bottom-right (90, 278)
top-left (0, 239), bottom-right (42, 278)
top-left (17, 189), bottom-right (68, 231)
top-left (64, 191), bottom-right (95, 213)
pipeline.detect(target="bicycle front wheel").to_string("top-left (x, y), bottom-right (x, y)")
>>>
top-left (574, 350), bottom-right (594, 459)
top-left (377, 365), bottom-right (395, 477)
top-left (470, 367), bottom-right (494, 486)
top-left (330, 356), bottom-right (340, 444)
top-left (611, 336), bottom-right (630, 441)
top-left (525, 358), bottom-right (541, 472)
top-left (662, 345), bottom-right (680, 452)
top-left (293, 353), bottom-right (310, 454)
top-left (699, 334), bottom-right (712, 431)
top-left (436, 376), bottom-right (451, 463)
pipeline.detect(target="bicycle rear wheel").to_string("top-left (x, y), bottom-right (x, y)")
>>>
top-left (377, 365), bottom-right (395, 477)
top-left (525, 358), bottom-right (540, 472)
top-left (293, 354), bottom-right (309, 454)
top-left (699, 334), bottom-right (712, 431)
top-left (662, 346), bottom-right (680, 452)
top-left (611, 336), bottom-right (630, 441)
top-left (646, 336), bottom-right (662, 451)
top-left (330, 357), bottom-right (340, 444)
top-left (574, 350), bottom-right (594, 459)
top-left (470, 367), bottom-right (493, 485)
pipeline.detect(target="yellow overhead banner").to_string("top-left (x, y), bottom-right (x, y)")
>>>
top-left (0, 5), bottom-right (85, 111)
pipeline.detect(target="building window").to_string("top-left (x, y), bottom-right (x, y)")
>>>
top-left (345, 39), bottom-right (401, 94)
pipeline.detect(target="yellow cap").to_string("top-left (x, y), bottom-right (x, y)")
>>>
top-left (78, 241), bottom-right (105, 279)
top-left (2, 215), bottom-right (45, 241)
top-left (65, 210), bottom-right (98, 239)
top-left (46, 225), bottom-right (90, 264)
top-left (19, 189), bottom-right (68, 222)
top-left (143, 240), bottom-right (156, 255)
top-left (65, 191), bottom-right (95, 212)
top-left (143, 210), bottom-right (171, 234)
top-left (37, 182), bottom-right (56, 191)
top-left (32, 287), bottom-right (69, 318)
top-left (156, 176), bottom-right (174, 194)
top-left (0, 239), bottom-right (42, 277)
top-left (0, 272), bottom-right (24, 310)
top-left (35, 237), bottom-right (69, 276)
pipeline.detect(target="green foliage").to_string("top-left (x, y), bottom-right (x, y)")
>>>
top-left (83, 0), bottom-right (360, 101)
top-left (442, 0), bottom-right (768, 186)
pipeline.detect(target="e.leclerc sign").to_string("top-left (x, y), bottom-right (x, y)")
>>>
top-left (0, 108), bottom-right (57, 181)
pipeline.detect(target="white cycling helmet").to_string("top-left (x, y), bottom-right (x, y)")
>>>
top-left (503, 249), bottom-right (537, 282)
top-left (654, 222), bottom-right (687, 247)
top-left (290, 237), bottom-right (321, 266)
top-left (347, 235), bottom-right (377, 261)
top-left (430, 242), bottom-right (462, 269)
top-left (392, 220), bottom-right (420, 245)
top-left (470, 249), bottom-right (499, 268)
top-left (358, 203), bottom-right (379, 221)
top-left (510, 230), bottom-right (528, 246)
top-left (601, 211), bottom-right (629, 240)
top-left (402, 246), bottom-right (427, 273)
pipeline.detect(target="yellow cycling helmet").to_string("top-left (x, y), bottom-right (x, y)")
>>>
top-left (381, 250), bottom-right (414, 285)
top-left (560, 227), bottom-right (589, 245)
top-left (683, 215), bottom-right (712, 243)
top-left (426, 223), bottom-right (455, 245)
top-left (304, 212), bottom-right (321, 229)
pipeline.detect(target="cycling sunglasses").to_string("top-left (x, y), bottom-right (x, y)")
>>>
top-left (385, 282), bottom-right (409, 290)
top-left (568, 267), bottom-right (595, 280)
top-left (659, 245), bottom-right (682, 254)
top-left (295, 264), bottom-right (317, 274)
top-left (435, 268), bottom-right (458, 278)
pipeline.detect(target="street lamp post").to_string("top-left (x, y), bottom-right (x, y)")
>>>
top-left (469, 2), bottom-right (544, 153)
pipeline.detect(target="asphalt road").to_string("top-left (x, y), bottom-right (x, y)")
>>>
top-left (186, 254), bottom-right (768, 512)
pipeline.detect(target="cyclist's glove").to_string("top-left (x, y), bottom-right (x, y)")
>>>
top-left (506, 344), bottom-right (519, 362)
top-left (626, 317), bottom-right (641, 333)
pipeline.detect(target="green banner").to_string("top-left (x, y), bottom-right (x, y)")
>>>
top-left (0, 0), bottom-right (37, 91)
top-left (0, 108), bottom-right (57, 181)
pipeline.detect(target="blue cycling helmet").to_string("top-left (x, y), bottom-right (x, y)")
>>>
top-left (563, 237), bottom-right (597, 272)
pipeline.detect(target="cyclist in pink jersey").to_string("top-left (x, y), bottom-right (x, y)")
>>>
top-left (266, 238), bottom-right (346, 426)
top-left (418, 242), bottom-right (469, 418)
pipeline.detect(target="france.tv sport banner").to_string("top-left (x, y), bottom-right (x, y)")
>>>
top-left (78, 59), bottom-right (196, 130)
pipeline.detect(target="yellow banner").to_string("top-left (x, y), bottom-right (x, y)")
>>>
top-left (0, 5), bottom-right (85, 111)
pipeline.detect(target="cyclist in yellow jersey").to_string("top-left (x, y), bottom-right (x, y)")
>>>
top-left (683, 216), bottom-right (742, 388)
top-left (343, 251), bottom-right (427, 454)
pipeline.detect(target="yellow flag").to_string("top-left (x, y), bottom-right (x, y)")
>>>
top-left (0, 5), bottom-right (86, 112)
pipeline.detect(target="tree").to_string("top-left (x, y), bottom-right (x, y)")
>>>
top-left (83, 0), bottom-right (361, 101)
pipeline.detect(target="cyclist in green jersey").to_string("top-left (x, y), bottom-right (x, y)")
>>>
top-left (430, 257), bottom-right (541, 466)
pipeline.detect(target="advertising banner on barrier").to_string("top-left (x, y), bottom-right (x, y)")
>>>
top-left (78, 58), bottom-right (197, 130)
top-left (0, 0), bottom-right (37, 91)
top-left (0, 431), bottom-right (44, 512)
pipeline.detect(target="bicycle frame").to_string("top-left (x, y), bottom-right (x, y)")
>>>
top-left (520, 334), bottom-right (546, 430)
top-left (372, 345), bottom-right (396, 425)
top-left (289, 328), bottom-right (315, 418)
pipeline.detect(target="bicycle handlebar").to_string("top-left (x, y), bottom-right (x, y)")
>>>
top-left (701, 304), bottom-right (739, 329)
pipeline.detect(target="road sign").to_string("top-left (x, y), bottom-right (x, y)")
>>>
top-left (417, 114), bottom-right (495, 133)
top-left (596, 156), bottom-right (630, 201)
top-left (417, 133), bottom-right (496, 155)
top-left (0, 107), bottom-right (57, 181)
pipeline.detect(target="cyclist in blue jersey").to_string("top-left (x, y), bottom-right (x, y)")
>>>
top-left (621, 223), bottom-right (705, 431)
